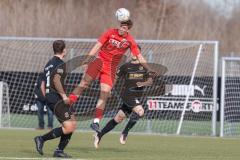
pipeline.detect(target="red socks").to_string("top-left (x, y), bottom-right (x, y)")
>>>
top-left (94, 108), bottom-right (104, 121)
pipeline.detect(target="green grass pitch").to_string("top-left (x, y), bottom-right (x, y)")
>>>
top-left (0, 129), bottom-right (240, 160)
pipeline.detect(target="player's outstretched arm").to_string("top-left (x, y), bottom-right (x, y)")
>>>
top-left (136, 54), bottom-right (152, 71)
top-left (81, 42), bottom-right (103, 65)
top-left (88, 42), bottom-right (102, 56)
top-left (136, 54), bottom-right (159, 76)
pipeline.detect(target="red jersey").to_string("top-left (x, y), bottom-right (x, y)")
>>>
top-left (86, 28), bottom-right (140, 87)
top-left (97, 28), bottom-right (140, 66)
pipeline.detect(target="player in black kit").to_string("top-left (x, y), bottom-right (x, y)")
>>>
top-left (93, 46), bottom-right (155, 148)
top-left (34, 40), bottom-right (77, 158)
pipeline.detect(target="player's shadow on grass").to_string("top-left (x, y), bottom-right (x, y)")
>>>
top-left (20, 149), bottom-right (46, 157)
top-left (70, 146), bottom-right (127, 153)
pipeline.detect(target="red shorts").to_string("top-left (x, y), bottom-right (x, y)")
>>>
top-left (86, 58), bottom-right (116, 87)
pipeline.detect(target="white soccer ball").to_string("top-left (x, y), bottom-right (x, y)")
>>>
top-left (115, 8), bottom-right (130, 22)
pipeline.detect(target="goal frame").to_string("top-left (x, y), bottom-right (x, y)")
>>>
top-left (220, 57), bottom-right (240, 137)
top-left (0, 36), bottom-right (219, 136)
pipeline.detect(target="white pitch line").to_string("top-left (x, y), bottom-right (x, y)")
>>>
top-left (0, 157), bottom-right (89, 160)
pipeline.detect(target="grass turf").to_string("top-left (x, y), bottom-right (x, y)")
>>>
top-left (0, 129), bottom-right (240, 160)
top-left (9, 114), bottom-right (216, 135)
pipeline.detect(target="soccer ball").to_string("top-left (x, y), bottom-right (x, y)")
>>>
top-left (115, 8), bottom-right (130, 22)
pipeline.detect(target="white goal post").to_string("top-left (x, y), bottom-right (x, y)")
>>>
top-left (0, 37), bottom-right (218, 136)
top-left (0, 81), bottom-right (10, 128)
top-left (220, 57), bottom-right (240, 137)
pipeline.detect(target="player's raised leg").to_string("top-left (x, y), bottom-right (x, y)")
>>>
top-left (71, 57), bottom-right (101, 98)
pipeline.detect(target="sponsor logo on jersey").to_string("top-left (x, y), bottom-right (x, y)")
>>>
top-left (128, 73), bottom-right (144, 79)
top-left (135, 98), bottom-right (140, 104)
top-left (108, 38), bottom-right (130, 49)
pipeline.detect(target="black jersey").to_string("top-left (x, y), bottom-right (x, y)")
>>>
top-left (43, 56), bottom-right (66, 96)
top-left (117, 62), bottom-right (149, 97)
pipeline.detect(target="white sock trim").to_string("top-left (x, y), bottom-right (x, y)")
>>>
top-left (93, 118), bottom-right (100, 123)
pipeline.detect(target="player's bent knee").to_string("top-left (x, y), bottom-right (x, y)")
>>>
top-left (71, 121), bottom-right (77, 130)
top-left (134, 106), bottom-right (144, 118)
top-left (114, 117), bottom-right (123, 123)
top-left (80, 81), bottom-right (90, 89)
top-left (114, 115), bottom-right (124, 123)
top-left (64, 125), bottom-right (75, 134)
top-left (138, 109), bottom-right (144, 117)
top-left (62, 121), bottom-right (77, 134)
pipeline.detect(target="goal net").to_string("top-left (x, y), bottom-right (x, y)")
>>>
top-left (0, 37), bottom-right (218, 136)
top-left (220, 57), bottom-right (240, 137)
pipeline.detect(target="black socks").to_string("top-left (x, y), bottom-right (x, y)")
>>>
top-left (41, 127), bottom-right (63, 141)
top-left (98, 119), bottom-right (118, 138)
top-left (57, 133), bottom-right (73, 151)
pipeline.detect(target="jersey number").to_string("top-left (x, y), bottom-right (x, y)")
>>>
top-left (46, 71), bottom-right (50, 93)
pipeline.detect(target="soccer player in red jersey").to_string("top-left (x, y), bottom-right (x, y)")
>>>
top-left (68, 20), bottom-right (152, 132)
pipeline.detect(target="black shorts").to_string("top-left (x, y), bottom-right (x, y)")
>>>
top-left (54, 101), bottom-right (76, 123)
top-left (120, 97), bottom-right (141, 116)
top-left (46, 93), bottom-right (75, 123)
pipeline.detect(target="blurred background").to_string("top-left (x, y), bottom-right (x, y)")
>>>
top-left (0, 0), bottom-right (239, 56)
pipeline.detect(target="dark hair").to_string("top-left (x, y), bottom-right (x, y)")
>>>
top-left (53, 40), bottom-right (66, 54)
top-left (120, 19), bottom-right (133, 29)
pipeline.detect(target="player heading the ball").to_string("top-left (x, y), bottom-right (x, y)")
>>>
top-left (68, 8), bottom-right (156, 133)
